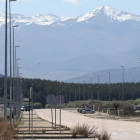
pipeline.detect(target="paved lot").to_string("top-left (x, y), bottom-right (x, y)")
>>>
top-left (35, 109), bottom-right (140, 140)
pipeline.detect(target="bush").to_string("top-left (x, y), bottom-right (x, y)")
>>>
top-left (45, 104), bottom-right (51, 108)
top-left (70, 123), bottom-right (97, 138)
top-left (0, 120), bottom-right (15, 140)
top-left (134, 98), bottom-right (140, 105)
top-left (33, 102), bottom-right (42, 109)
top-left (23, 102), bottom-right (29, 106)
top-left (125, 105), bottom-right (135, 116)
top-left (95, 129), bottom-right (111, 140)
top-left (112, 101), bottom-right (120, 110)
top-left (70, 123), bottom-right (111, 139)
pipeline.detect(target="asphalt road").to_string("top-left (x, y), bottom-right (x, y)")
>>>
top-left (34, 109), bottom-right (140, 140)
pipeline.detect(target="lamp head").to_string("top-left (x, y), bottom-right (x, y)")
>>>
top-left (13, 25), bottom-right (18, 28)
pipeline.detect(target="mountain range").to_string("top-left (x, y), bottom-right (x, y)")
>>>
top-left (0, 6), bottom-right (140, 82)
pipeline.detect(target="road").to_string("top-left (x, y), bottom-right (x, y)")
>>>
top-left (34, 109), bottom-right (140, 140)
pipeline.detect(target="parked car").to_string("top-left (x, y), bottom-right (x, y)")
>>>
top-left (21, 106), bottom-right (25, 111)
top-left (79, 108), bottom-right (86, 113)
top-left (82, 108), bottom-right (95, 114)
top-left (134, 105), bottom-right (140, 110)
top-left (25, 105), bottom-right (32, 111)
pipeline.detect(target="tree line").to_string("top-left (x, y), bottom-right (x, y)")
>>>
top-left (0, 77), bottom-right (140, 107)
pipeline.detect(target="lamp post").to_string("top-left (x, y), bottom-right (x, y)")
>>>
top-left (68, 84), bottom-right (70, 107)
top-left (4, 0), bottom-right (8, 120)
top-left (9, 0), bottom-right (17, 128)
top-left (13, 25), bottom-right (18, 77)
top-left (83, 80), bottom-right (85, 108)
top-left (15, 58), bottom-right (20, 121)
top-left (12, 26), bottom-right (18, 124)
top-left (121, 66), bottom-right (124, 117)
top-left (75, 83), bottom-right (76, 102)
top-left (79, 81), bottom-right (80, 108)
top-left (15, 46), bottom-right (20, 77)
top-left (97, 75), bottom-right (100, 115)
top-left (15, 46), bottom-right (20, 118)
top-left (88, 86), bottom-right (90, 100)
top-left (17, 68), bottom-right (21, 118)
top-left (90, 78), bottom-right (92, 99)
top-left (108, 72), bottom-right (111, 117)
top-left (0, 88), bottom-right (2, 99)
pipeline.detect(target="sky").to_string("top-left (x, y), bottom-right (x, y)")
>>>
top-left (0, 0), bottom-right (140, 18)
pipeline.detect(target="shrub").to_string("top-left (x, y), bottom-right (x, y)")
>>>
top-left (33, 102), bottom-right (42, 109)
top-left (70, 123), bottom-right (97, 138)
top-left (125, 105), bottom-right (135, 116)
top-left (0, 120), bottom-right (15, 140)
top-left (112, 101), bottom-right (120, 110)
top-left (45, 104), bottom-right (51, 108)
top-left (95, 129), bottom-right (111, 140)
top-left (134, 98), bottom-right (140, 105)
top-left (70, 123), bottom-right (111, 139)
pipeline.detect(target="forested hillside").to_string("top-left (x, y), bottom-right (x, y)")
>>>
top-left (0, 78), bottom-right (140, 107)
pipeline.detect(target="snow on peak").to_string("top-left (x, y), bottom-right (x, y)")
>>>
top-left (1, 6), bottom-right (140, 27)
top-left (32, 14), bottom-right (60, 25)
top-left (77, 6), bottom-right (140, 22)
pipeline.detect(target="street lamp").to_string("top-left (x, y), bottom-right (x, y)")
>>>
top-left (13, 25), bottom-right (18, 79)
top-left (88, 86), bottom-right (90, 100)
top-left (90, 78), bottom-right (92, 99)
top-left (108, 72), bottom-right (111, 117)
top-left (15, 58), bottom-right (20, 120)
top-left (13, 44), bottom-right (19, 124)
top-left (79, 81), bottom-right (80, 108)
top-left (9, 0), bottom-right (17, 128)
top-left (97, 75), bottom-right (100, 115)
top-left (68, 84), bottom-right (71, 105)
top-left (4, 0), bottom-right (8, 120)
top-left (74, 82), bottom-right (76, 102)
top-left (15, 46), bottom-right (20, 77)
top-left (16, 58), bottom-right (20, 77)
top-left (121, 66), bottom-right (124, 117)
top-left (83, 80), bottom-right (85, 108)
top-left (0, 88), bottom-right (2, 99)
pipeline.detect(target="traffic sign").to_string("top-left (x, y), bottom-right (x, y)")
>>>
top-left (55, 95), bottom-right (65, 105)
top-left (46, 94), bottom-right (56, 104)
top-left (23, 98), bottom-right (29, 102)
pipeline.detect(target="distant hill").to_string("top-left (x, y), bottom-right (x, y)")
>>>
top-left (65, 66), bottom-right (140, 84)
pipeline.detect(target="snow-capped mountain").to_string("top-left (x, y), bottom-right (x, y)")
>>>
top-left (1, 6), bottom-right (140, 27)
top-left (1, 6), bottom-right (140, 82)
top-left (0, 12), bottom-right (60, 27)
top-left (77, 6), bottom-right (140, 22)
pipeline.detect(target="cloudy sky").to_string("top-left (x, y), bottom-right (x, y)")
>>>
top-left (0, 0), bottom-right (140, 17)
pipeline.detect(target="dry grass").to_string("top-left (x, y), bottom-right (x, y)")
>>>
top-left (70, 123), bottom-right (97, 138)
top-left (70, 123), bottom-right (111, 140)
top-left (0, 120), bottom-right (15, 140)
top-left (95, 129), bottom-right (111, 140)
